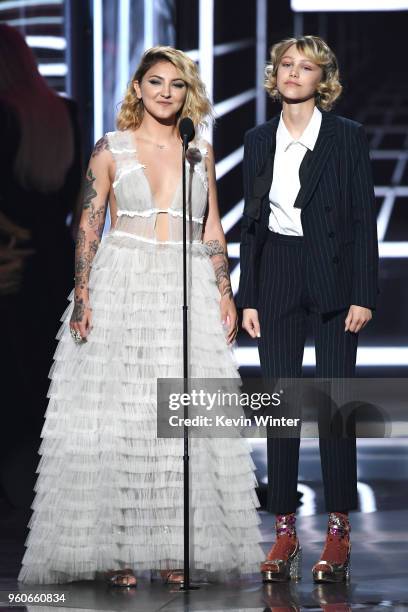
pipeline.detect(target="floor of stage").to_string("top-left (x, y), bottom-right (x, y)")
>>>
top-left (1, 509), bottom-right (407, 610)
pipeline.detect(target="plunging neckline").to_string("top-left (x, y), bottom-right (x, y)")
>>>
top-left (127, 130), bottom-right (183, 211)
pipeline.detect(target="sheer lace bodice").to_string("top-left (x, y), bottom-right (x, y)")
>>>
top-left (106, 130), bottom-right (208, 244)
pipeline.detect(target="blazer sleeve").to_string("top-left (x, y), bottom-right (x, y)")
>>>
top-left (350, 125), bottom-right (379, 310)
top-left (236, 132), bottom-right (259, 309)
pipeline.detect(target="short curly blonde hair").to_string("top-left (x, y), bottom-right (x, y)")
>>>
top-left (117, 46), bottom-right (213, 131)
top-left (264, 35), bottom-right (342, 111)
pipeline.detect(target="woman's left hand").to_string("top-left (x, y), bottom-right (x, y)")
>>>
top-left (220, 295), bottom-right (238, 344)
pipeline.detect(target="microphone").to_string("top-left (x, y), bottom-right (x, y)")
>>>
top-left (179, 117), bottom-right (195, 148)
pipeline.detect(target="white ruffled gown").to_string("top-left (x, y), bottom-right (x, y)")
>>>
top-left (18, 130), bottom-right (264, 584)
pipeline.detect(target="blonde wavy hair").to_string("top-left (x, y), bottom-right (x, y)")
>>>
top-left (117, 46), bottom-right (213, 131)
top-left (264, 35), bottom-right (342, 111)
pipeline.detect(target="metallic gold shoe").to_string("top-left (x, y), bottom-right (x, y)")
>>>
top-left (312, 513), bottom-right (351, 583)
top-left (262, 540), bottom-right (302, 582)
top-left (261, 513), bottom-right (302, 582)
top-left (312, 552), bottom-right (351, 583)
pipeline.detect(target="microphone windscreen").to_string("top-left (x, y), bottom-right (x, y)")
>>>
top-left (179, 117), bottom-right (195, 143)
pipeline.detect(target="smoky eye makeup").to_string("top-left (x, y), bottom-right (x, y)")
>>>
top-left (146, 77), bottom-right (186, 88)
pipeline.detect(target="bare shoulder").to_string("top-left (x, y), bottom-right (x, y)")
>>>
top-left (88, 134), bottom-right (115, 182)
top-left (91, 134), bottom-right (111, 158)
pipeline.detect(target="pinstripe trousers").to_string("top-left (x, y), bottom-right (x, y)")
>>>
top-left (257, 231), bottom-right (358, 514)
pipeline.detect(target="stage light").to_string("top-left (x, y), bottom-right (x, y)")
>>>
top-left (379, 242), bottom-right (408, 257)
top-left (235, 347), bottom-right (408, 367)
top-left (256, 0), bottom-right (267, 124)
top-left (377, 193), bottom-right (396, 241)
top-left (144, 0), bottom-right (154, 49)
top-left (26, 36), bottom-right (66, 50)
top-left (213, 38), bottom-right (254, 56)
top-left (227, 240), bottom-right (408, 260)
top-left (199, 0), bottom-right (214, 143)
top-left (6, 16), bottom-right (62, 26)
top-left (214, 89), bottom-right (256, 119)
top-left (226, 242), bottom-right (239, 258)
top-left (119, 0), bottom-right (130, 96)
top-left (215, 146), bottom-right (244, 180)
top-left (292, 0), bottom-right (408, 10)
top-left (357, 482), bottom-right (377, 513)
top-left (297, 483), bottom-right (317, 516)
top-left (230, 263), bottom-right (241, 295)
top-left (93, 0), bottom-right (103, 141)
top-left (185, 49), bottom-right (198, 62)
top-left (221, 199), bottom-right (244, 234)
top-left (38, 63), bottom-right (67, 76)
top-left (0, 0), bottom-right (61, 10)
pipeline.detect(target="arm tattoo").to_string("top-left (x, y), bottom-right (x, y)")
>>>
top-left (205, 239), bottom-right (233, 298)
top-left (75, 227), bottom-right (86, 249)
top-left (83, 168), bottom-right (97, 209)
top-left (91, 135), bottom-right (109, 157)
top-left (82, 169), bottom-right (106, 238)
top-left (72, 167), bottom-right (107, 323)
top-left (205, 239), bottom-right (225, 257)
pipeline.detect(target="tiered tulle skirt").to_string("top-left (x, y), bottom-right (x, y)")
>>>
top-left (18, 232), bottom-right (264, 584)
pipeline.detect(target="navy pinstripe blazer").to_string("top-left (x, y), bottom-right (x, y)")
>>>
top-left (236, 111), bottom-right (379, 314)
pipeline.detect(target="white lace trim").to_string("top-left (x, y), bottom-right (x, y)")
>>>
top-left (110, 230), bottom-right (202, 245)
top-left (116, 208), bottom-right (204, 223)
top-left (109, 146), bottom-right (137, 153)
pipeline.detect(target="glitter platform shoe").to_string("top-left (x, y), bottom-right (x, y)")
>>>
top-left (261, 513), bottom-right (302, 582)
top-left (312, 512), bottom-right (351, 583)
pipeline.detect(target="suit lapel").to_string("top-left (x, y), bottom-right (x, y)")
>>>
top-left (293, 111), bottom-right (336, 210)
top-left (244, 116), bottom-right (279, 221)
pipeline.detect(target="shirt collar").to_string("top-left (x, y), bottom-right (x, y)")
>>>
top-left (277, 106), bottom-right (322, 152)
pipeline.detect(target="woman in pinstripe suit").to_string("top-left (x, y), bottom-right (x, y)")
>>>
top-left (237, 36), bottom-right (378, 583)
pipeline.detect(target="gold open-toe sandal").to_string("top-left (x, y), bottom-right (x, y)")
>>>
top-left (106, 568), bottom-right (137, 588)
top-left (312, 513), bottom-right (351, 583)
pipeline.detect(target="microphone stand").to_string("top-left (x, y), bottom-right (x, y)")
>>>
top-left (180, 134), bottom-right (200, 592)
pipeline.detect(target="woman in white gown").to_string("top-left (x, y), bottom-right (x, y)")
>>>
top-left (18, 46), bottom-right (264, 587)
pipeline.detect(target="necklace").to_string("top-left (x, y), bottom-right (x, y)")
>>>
top-left (135, 136), bottom-right (178, 150)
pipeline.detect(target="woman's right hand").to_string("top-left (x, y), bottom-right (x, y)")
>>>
top-left (69, 297), bottom-right (93, 342)
top-left (242, 308), bottom-right (261, 339)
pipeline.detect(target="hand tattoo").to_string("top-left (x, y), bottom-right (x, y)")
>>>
top-left (71, 296), bottom-right (85, 322)
top-left (205, 239), bottom-right (233, 298)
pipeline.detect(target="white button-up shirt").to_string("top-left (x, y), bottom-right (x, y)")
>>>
top-left (268, 106), bottom-right (322, 236)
